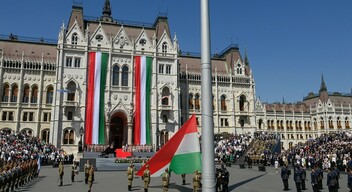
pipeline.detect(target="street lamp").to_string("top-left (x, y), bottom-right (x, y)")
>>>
top-left (79, 126), bottom-right (84, 152)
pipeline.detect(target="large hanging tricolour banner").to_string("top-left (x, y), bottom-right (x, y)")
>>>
top-left (85, 52), bottom-right (108, 145)
top-left (134, 56), bottom-right (152, 145)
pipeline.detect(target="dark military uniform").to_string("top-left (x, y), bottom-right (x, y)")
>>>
top-left (311, 167), bottom-right (319, 192)
top-left (293, 166), bottom-right (302, 192)
top-left (143, 165), bottom-right (151, 192)
top-left (300, 166), bottom-right (307, 190)
top-left (161, 168), bottom-right (170, 192)
top-left (127, 163), bottom-right (134, 191)
top-left (348, 169), bottom-right (352, 192)
top-left (181, 174), bottom-right (186, 185)
top-left (327, 168), bottom-right (337, 192)
top-left (281, 165), bottom-right (289, 191)
top-left (58, 161), bottom-right (64, 186)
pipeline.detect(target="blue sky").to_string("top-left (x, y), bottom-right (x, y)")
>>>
top-left (1, 0), bottom-right (351, 103)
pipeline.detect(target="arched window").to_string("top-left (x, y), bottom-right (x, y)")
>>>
top-left (320, 117), bottom-right (324, 129)
top-left (46, 86), bottom-right (54, 104)
top-left (345, 117), bottom-right (350, 129)
top-left (31, 85), bottom-right (38, 103)
top-left (189, 94), bottom-right (194, 110)
top-left (23, 85), bottom-right (30, 103)
top-left (161, 87), bottom-right (170, 105)
top-left (67, 81), bottom-right (76, 101)
top-left (121, 66), bottom-right (129, 86)
top-left (112, 65), bottom-right (120, 85)
top-left (63, 129), bottom-right (75, 144)
top-left (71, 33), bottom-right (78, 45)
top-left (2, 84), bottom-right (10, 102)
top-left (220, 95), bottom-right (226, 111)
top-left (41, 129), bottom-right (50, 143)
top-left (162, 42), bottom-right (168, 53)
top-left (11, 84), bottom-right (18, 102)
top-left (258, 119), bottom-right (263, 129)
top-left (337, 117), bottom-right (341, 129)
top-left (195, 94), bottom-right (200, 110)
top-left (239, 95), bottom-right (246, 111)
top-left (267, 120), bottom-right (271, 129)
top-left (21, 128), bottom-right (33, 136)
top-left (328, 116), bottom-right (334, 129)
top-left (160, 130), bottom-right (169, 146)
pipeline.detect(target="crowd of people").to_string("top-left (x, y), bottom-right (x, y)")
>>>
top-left (0, 129), bottom-right (69, 191)
top-left (214, 133), bottom-right (252, 164)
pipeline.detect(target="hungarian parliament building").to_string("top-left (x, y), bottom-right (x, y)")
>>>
top-left (0, 1), bottom-right (351, 153)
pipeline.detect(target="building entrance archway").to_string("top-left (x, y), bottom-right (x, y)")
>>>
top-left (110, 113), bottom-right (127, 148)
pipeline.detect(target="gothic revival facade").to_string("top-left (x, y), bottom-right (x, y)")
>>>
top-left (0, 1), bottom-right (256, 154)
top-left (255, 76), bottom-right (352, 149)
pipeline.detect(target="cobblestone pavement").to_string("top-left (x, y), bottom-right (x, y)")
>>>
top-left (15, 165), bottom-right (349, 192)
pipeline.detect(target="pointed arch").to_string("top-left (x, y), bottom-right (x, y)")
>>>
top-left (161, 86), bottom-right (170, 105)
top-left (220, 94), bottom-right (227, 111)
top-left (23, 84), bottom-right (30, 103)
top-left (195, 93), bottom-right (200, 110)
top-left (11, 84), bottom-right (18, 102)
top-left (2, 83), bottom-right (10, 102)
top-left (31, 85), bottom-right (39, 103)
top-left (67, 81), bottom-right (77, 101)
top-left (46, 86), bottom-right (54, 104)
top-left (121, 65), bottom-right (129, 86)
top-left (239, 95), bottom-right (246, 111)
top-left (189, 93), bottom-right (194, 110)
top-left (112, 65), bottom-right (120, 85)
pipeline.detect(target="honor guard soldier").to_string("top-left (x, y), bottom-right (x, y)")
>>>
top-left (348, 168), bottom-right (352, 192)
top-left (222, 164), bottom-right (229, 192)
top-left (127, 162), bottom-right (134, 191)
top-left (88, 165), bottom-right (94, 192)
top-left (193, 170), bottom-right (201, 192)
top-left (317, 166), bottom-right (323, 190)
top-left (58, 161), bottom-right (64, 186)
top-left (181, 174), bottom-right (186, 185)
top-left (293, 165), bottom-right (302, 192)
top-left (71, 161), bottom-right (78, 182)
top-left (300, 166), bottom-right (307, 190)
top-left (311, 166), bottom-right (319, 192)
top-left (84, 160), bottom-right (91, 184)
top-left (327, 167), bottom-right (337, 192)
top-left (142, 165), bottom-right (151, 192)
top-left (281, 164), bottom-right (290, 191)
top-left (0, 166), bottom-right (4, 192)
top-left (161, 168), bottom-right (170, 192)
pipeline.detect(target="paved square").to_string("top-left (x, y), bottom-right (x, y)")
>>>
top-left (16, 165), bottom-right (349, 192)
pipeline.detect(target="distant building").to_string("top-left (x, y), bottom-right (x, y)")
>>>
top-left (255, 75), bottom-right (352, 149)
top-left (0, 1), bottom-right (256, 154)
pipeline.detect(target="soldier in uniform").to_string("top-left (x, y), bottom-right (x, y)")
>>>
top-left (127, 162), bottom-right (134, 191)
top-left (348, 168), bottom-right (352, 192)
top-left (84, 160), bottom-right (91, 184)
top-left (311, 166), bottom-right (319, 192)
top-left (293, 165), bottom-right (302, 192)
top-left (88, 165), bottom-right (94, 192)
top-left (181, 174), bottom-right (186, 185)
top-left (71, 161), bottom-right (78, 182)
top-left (161, 168), bottom-right (170, 192)
top-left (317, 166), bottom-right (323, 190)
top-left (300, 166), bottom-right (307, 190)
top-left (58, 161), bottom-right (64, 186)
top-left (0, 166), bottom-right (4, 192)
top-left (193, 170), bottom-right (201, 192)
top-left (327, 167), bottom-right (337, 192)
top-left (281, 164), bottom-right (290, 191)
top-left (143, 165), bottom-right (151, 192)
top-left (222, 164), bottom-right (229, 192)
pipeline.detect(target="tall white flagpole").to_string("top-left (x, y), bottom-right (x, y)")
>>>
top-left (200, 0), bottom-right (216, 191)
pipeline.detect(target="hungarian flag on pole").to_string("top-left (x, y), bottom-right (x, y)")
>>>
top-left (85, 52), bottom-right (108, 145)
top-left (136, 114), bottom-right (202, 177)
top-left (134, 56), bottom-right (152, 145)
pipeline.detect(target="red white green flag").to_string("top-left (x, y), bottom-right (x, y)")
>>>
top-left (134, 56), bottom-right (152, 145)
top-left (136, 114), bottom-right (202, 177)
top-left (85, 52), bottom-right (108, 145)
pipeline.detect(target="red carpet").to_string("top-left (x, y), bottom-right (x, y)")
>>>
top-left (115, 149), bottom-right (132, 158)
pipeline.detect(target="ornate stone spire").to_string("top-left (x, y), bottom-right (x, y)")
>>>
top-left (100, 0), bottom-right (113, 22)
top-left (320, 74), bottom-right (327, 92)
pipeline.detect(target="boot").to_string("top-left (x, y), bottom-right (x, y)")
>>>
top-left (60, 180), bottom-right (63, 186)
top-left (144, 188), bottom-right (148, 192)
top-left (128, 185), bottom-right (131, 191)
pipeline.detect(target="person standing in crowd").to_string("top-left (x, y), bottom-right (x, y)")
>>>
top-left (71, 161), bottom-right (78, 182)
top-left (84, 160), bottom-right (91, 185)
top-left (193, 170), bottom-right (201, 192)
top-left (58, 161), bottom-right (64, 186)
top-left (88, 165), bottom-right (94, 192)
top-left (142, 165), bottom-right (151, 192)
top-left (348, 168), bottom-right (352, 192)
top-left (275, 158), bottom-right (279, 173)
top-left (161, 168), bottom-right (170, 192)
top-left (127, 162), bottom-right (134, 191)
top-left (281, 164), bottom-right (290, 191)
top-left (334, 165), bottom-right (340, 189)
top-left (294, 165), bottom-right (302, 192)
top-left (181, 174), bottom-right (186, 185)
top-left (300, 165), bottom-right (307, 190)
top-left (311, 166), bottom-right (319, 192)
